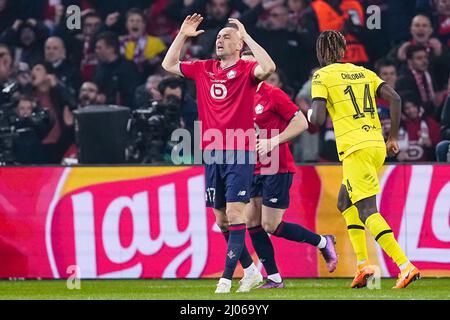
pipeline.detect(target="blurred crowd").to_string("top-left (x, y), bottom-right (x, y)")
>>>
top-left (0, 0), bottom-right (449, 164)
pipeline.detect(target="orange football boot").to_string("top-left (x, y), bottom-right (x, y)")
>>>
top-left (351, 262), bottom-right (375, 289)
top-left (393, 263), bottom-right (421, 289)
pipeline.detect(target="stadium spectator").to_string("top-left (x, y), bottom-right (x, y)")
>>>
top-left (54, 11), bottom-right (102, 82)
top-left (265, 68), bottom-right (295, 99)
top-left (77, 81), bottom-right (101, 108)
top-left (242, 4), bottom-right (312, 89)
top-left (145, 0), bottom-right (178, 40)
top-left (165, 0), bottom-right (245, 25)
top-left (391, 15), bottom-right (438, 61)
top-left (376, 59), bottom-right (398, 89)
top-left (18, 0), bottom-right (65, 22)
top-left (357, 0), bottom-right (391, 63)
top-left (93, 31), bottom-right (141, 108)
top-left (44, 36), bottom-right (80, 92)
top-left (62, 81), bottom-right (103, 160)
top-left (397, 93), bottom-right (441, 162)
top-left (177, 0), bottom-right (234, 59)
top-left (120, 8), bottom-right (167, 77)
top-left (287, 0), bottom-right (309, 32)
top-left (293, 68), bottom-right (320, 162)
top-left (436, 0), bottom-right (450, 48)
top-left (396, 44), bottom-right (439, 116)
top-left (0, 44), bottom-right (23, 107)
top-left (134, 74), bottom-right (163, 108)
top-left (99, 0), bottom-right (159, 36)
top-left (63, 81), bottom-right (103, 127)
top-left (30, 61), bottom-right (76, 163)
top-left (12, 95), bottom-right (50, 164)
top-left (146, 74), bottom-right (163, 101)
top-left (375, 59), bottom-right (398, 140)
top-left (318, 116), bottom-right (339, 162)
top-left (0, 43), bottom-right (13, 88)
top-left (86, 0), bottom-right (154, 21)
top-left (0, 0), bottom-right (19, 35)
top-left (238, 0), bottom-right (285, 29)
top-left (0, 18), bottom-right (48, 67)
top-left (383, 0), bottom-right (419, 44)
top-left (389, 14), bottom-right (450, 96)
top-left (437, 83), bottom-right (450, 161)
top-left (157, 76), bottom-right (197, 141)
top-left (301, 0), bottom-right (370, 66)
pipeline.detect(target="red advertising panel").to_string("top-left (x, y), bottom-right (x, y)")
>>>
top-left (0, 165), bottom-right (448, 279)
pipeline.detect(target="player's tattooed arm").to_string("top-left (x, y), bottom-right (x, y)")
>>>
top-left (309, 98), bottom-right (327, 126)
top-left (228, 18), bottom-right (276, 81)
top-left (162, 13), bottom-right (205, 76)
top-left (378, 83), bottom-right (401, 156)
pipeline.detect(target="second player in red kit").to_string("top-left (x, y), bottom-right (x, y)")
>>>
top-left (253, 79), bottom-right (298, 175)
top-left (241, 51), bottom-right (339, 288)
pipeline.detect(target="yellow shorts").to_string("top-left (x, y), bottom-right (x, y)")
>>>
top-left (342, 147), bottom-right (386, 204)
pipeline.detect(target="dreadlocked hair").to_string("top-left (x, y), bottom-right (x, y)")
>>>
top-left (316, 30), bottom-right (346, 66)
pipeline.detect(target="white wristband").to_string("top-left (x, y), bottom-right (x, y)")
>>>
top-left (307, 109), bottom-right (313, 122)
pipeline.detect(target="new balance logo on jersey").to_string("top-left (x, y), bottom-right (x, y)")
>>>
top-left (269, 198), bottom-right (278, 203)
top-left (227, 250), bottom-right (236, 260)
top-left (237, 191), bottom-right (246, 196)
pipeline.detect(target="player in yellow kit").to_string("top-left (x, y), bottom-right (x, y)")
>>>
top-left (308, 30), bottom-right (420, 289)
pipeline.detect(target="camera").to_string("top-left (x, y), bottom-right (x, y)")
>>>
top-left (0, 87), bottom-right (51, 164)
top-left (0, 82), bottom-right (20, 164)
top-left (13, 107), bottom-right (51, 138)
top-left (127, 97), bottom-right (181, 163)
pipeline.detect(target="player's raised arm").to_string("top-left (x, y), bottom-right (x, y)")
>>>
top-left (378, 83), bottom-right (402, 157)
top-left (162, 13), bottom-right (205, 76)
top-left (228, 18), bottom-right (276, 81)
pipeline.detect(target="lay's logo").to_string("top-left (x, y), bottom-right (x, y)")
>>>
top-left (46, 167), bottom-right (223, 279)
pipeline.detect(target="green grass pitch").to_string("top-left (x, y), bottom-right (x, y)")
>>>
top-left (0, 278), bottom-right (448, 300)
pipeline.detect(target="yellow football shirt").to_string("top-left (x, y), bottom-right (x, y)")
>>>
top-left (311, 63), bottom-right (386, 161)
top-left (123, 35), bottom-right (166, 61)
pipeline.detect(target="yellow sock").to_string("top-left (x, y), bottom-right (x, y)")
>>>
top-left (365, 213), bottom-right (409, 267)
top-left (342, 206), bottom-right (368, 263)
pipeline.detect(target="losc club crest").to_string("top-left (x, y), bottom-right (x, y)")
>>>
top-left (227, 70), bottom-right (236, 79)
top-left (255, 104), bottom-right (264, 114)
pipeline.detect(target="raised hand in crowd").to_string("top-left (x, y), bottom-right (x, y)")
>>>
top-left (105, 12), bottom-right (121, 27)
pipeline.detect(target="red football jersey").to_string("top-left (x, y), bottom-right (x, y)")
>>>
top-left (180, 59), bottom-right (259, 150)
top-left (254, 82), bottom-right (298, 174)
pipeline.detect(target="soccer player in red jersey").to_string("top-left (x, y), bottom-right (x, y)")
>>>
top-left (240, 52), bottom-right (338, 288)
top-left (162, 14), bottom-right (276, 293)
